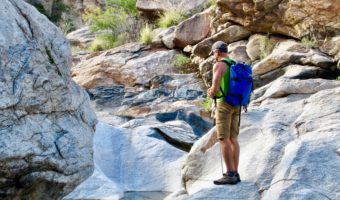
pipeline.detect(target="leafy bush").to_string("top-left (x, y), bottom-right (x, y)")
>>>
top-left (259, 34), bottom-right (274, 60)
top-left (84, 0), bottom-right (140, 51)
top-left (34, 3), bottom-right (49, 16)
top-left (204, 0), bottom-right (216, 9)
top-left (107, 0), bottom-right (138, 16)
top-left (60, 19), bottom-right (75, 34)
top-left (301, 36), bottom-right (316, 48)
top-left (33, 0), bottom-right (70, 24)
top-left (140, 24), bottom-right (153, 45)
top-left (84, 7), bottom-right (128, 33)
top-left (172, 54), bottom-right (198, 74)
top-left (173, 54), bottom-right (191, 67)
top-left (84, 4), bottom-right (129, 51)
top-left (50, 0), bottom-right (70, 23)
top-left (157, 10), bottom-right (186, 28)
top-left (89, 33), bottom-right (125, 51)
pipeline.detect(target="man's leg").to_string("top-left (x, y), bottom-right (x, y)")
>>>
top-left (230, 108), bottom-right (241, 182)
top-left (220, 138), bottom-right (236, 172)
top-left (230, 138), bottom-right (240, 172)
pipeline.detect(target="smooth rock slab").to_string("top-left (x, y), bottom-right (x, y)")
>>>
top-left (94, 122), bottom-right (187, 192)
top-left (63, 167), bottom-right (124, 200)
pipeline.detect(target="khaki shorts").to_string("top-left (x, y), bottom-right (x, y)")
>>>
top-left (215, 102), bottom-right (240, 140)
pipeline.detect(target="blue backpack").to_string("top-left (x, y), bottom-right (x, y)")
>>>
top-left (221, 59), bottom-right (253, 109)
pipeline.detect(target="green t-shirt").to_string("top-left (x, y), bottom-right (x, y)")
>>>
top-left (215, 58), bottom-right (233, 103)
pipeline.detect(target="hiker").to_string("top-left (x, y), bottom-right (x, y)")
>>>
top-left (207, 41), bottom-right (241, 185)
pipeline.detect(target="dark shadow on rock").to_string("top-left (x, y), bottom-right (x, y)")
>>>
top-left (153, 110), bottom-right (213, 138)
top-left (154, 128), bottom-right (193, 152)
top-left (87, 85), bottom-right (125, 107)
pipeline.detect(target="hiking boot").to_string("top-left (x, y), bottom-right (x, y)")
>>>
top-left (213, 174), bottom-right (238, 185)
top-left (223, 173), bottom-right (241, 183)
top-left (236, 173), bottom-right (241, 183)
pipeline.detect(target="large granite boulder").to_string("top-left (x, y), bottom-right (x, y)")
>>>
top-left (192, 25), bottom-right (251, 58)
top-left (320, 36), bottom-right (340, 62)
top-left (66, 122), bottom-right (187, 199)
top-left (173, 11), bottom-right (212, 48)
top-left (253, 40), bottom-right (335, 76)
top-left (71, 43), bottom-right (179, 89)
top-left (215, 0), bottom-right (340, 40)
top-left (246, 34), bottom-right (288, 61)
top-left (137, 0), bottom-right (207, 15)
top-left (66, 27), bottom-right (95, 49)
top-left (0, 0), bottom-right (97, 199)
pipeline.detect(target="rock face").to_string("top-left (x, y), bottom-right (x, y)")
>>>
top-left (0, 0), bottom-right (97, 199)
top-left (192, 25), bottom-right (251, 58)
top-left (66, 26), bottom-right (95, 49)
top-left (71, 43), bottom-right (179, 89)
top-left (171, 79), bottom-right (340, 200)
top-left (71, 43), bottom-right (211, 126)
top-left (174, 11), bottom-right (212, 48)
top-left (137, 0), bottom-right (207, 15)
top-left (253, 40), bottom-right (335, 76)
top-left (63, 166), bottom-right (124, 200)
top-left (66, 122), bottom-right (187, 199)
top-left (215, 0), bottom-right (340, 40)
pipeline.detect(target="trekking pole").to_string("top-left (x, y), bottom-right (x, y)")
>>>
top-left (219, 141), bottom-right (224, 176)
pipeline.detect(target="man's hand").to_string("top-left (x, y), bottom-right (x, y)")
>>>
top-left (207, 88), bottom-right (215, 98)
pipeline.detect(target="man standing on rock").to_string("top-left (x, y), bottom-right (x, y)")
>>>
top-left (207, 41), bottom-right (240, 185)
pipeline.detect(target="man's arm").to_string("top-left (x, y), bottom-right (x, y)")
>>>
top-left (208, 62), bottom-right (225, 98)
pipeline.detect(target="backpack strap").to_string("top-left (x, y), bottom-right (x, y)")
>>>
top-left (216, 59), bottom-right (234, 98)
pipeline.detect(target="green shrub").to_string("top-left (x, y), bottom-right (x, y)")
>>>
top-left (107, 0), bottom-right (138, 16)
top-left (259, 34), bottom-right (274, 60)
top-left (84, 5), bottom-right (128, 51)
top-left (301, 36), bottom-right (316, 48)
top-left (204, 0), bottom-right (216, 9)
top-left (140, 24), bottom-right (153, 45)
top-left (157, 10), bottom-right (186, 28)
top-left (60, 19), bottom-right (75, 34)
top-left (84, 7), bottom-right (128, 33)
top-left (33, 1), bottom-right (70, 23)
top-left (172, 54), bottom-right (198, 74)
top-left (34, 3), bottom-right (49, 16)
top-left (89, 33), bottom-right (125, 51)
top-left (83, 0), bottom-right (140, 51)
top-left (50, 0), bottom-right (70, 23)
top-left (173, 54), bottom-right (191, 67)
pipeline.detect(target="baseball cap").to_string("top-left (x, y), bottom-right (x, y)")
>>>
top-left (209, 41), bottom-right (228, 55)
